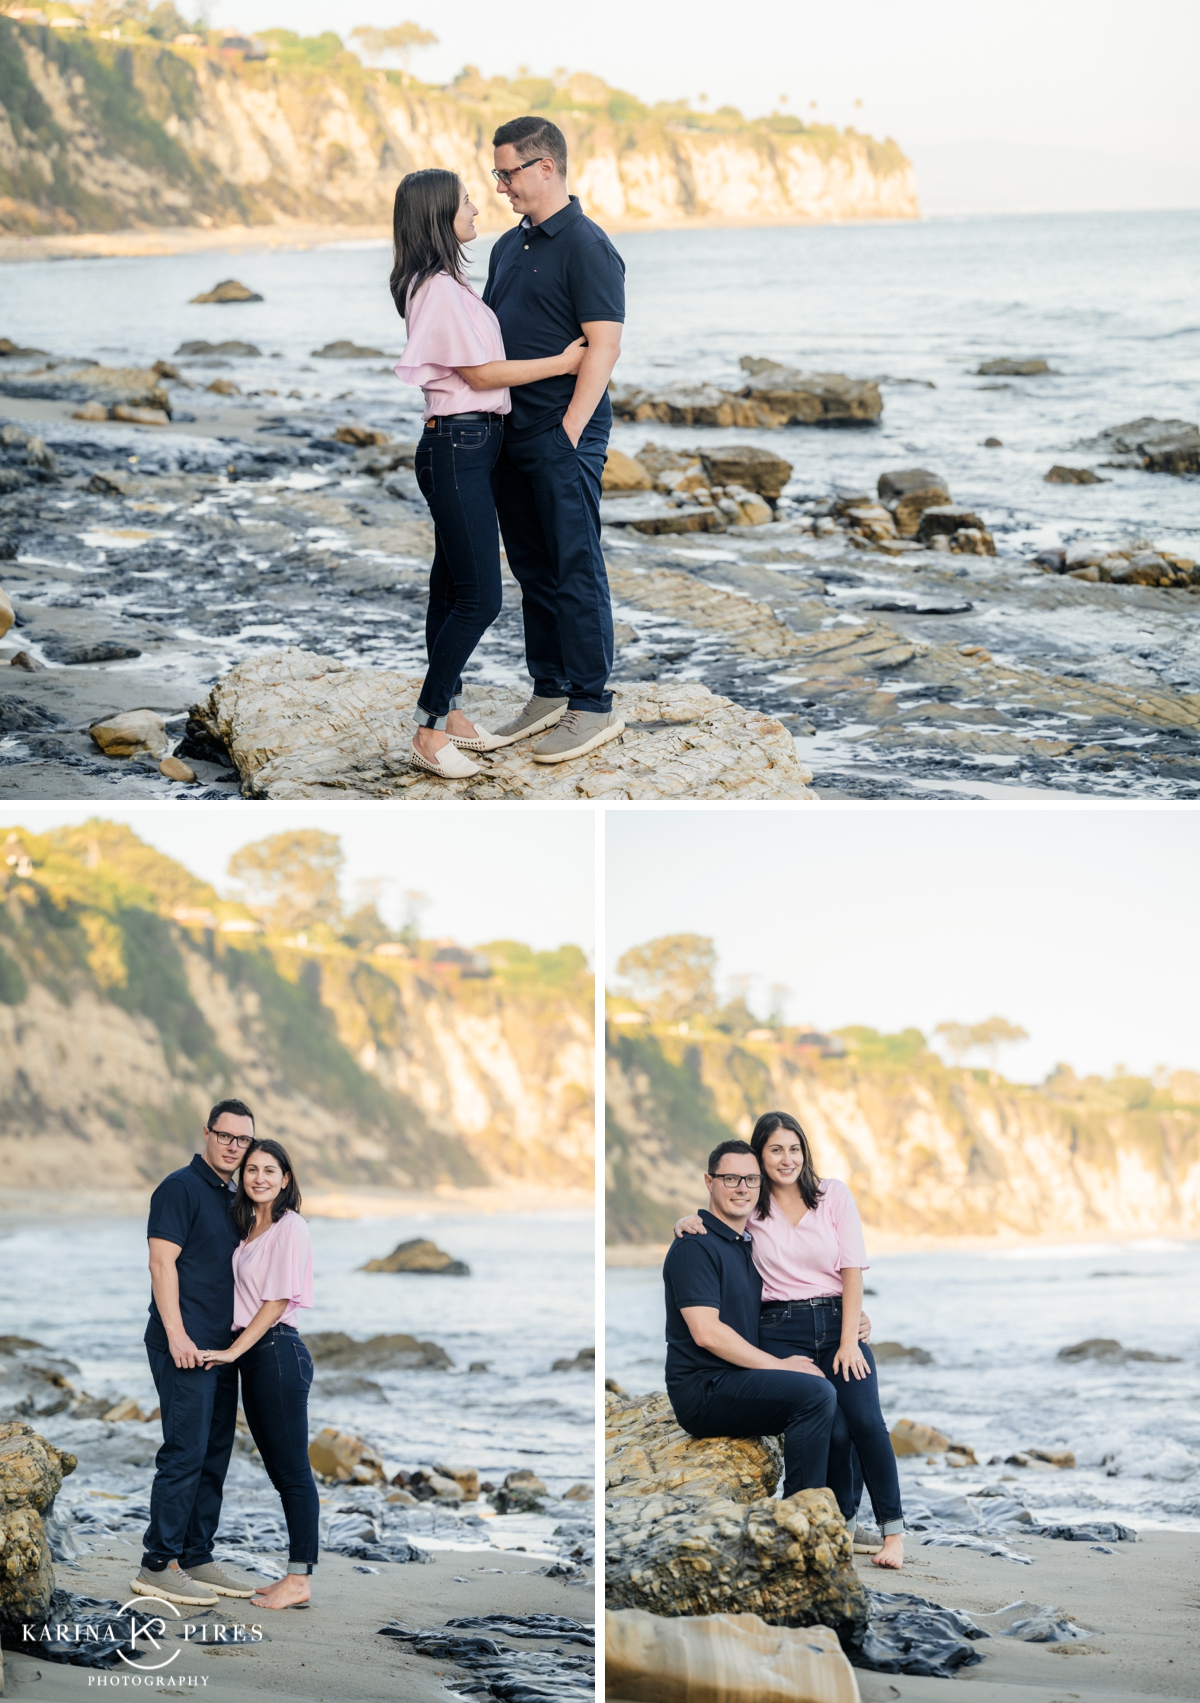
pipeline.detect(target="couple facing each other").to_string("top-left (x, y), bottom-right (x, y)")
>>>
top-left (390, 113), bottom-right (627, 780)
top-left (663, 1111), bottom-right (906, 1569)
top-left (132, 1099), bottom-right (317, 1612)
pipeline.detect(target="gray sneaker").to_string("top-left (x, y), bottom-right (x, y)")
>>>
top-left (532, 708), bottom-right (625, 764)
top-left (185, 1560), bottom-right (257, 1598)
top-left (488, 694), bottom-right (568, 746)
top-left (130, 1560), bottom-right (218, 1606)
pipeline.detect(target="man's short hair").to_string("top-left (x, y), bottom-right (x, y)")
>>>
top-left (707, 1139), bottom-right (756, 1176)
top-left (493, 115), bottom-right (568, 179)
top-left (207, 1097), bottom-right (254, 1130)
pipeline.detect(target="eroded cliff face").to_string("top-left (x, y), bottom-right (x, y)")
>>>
top-left (606, 1027), bottom-right (1200, 1243)
top-left (0, 26), bottom-right (918, 235)
top-left (0, 825), bottom-right (592, 1194)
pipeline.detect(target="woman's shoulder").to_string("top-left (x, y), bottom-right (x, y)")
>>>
top-left (817, 1177), bottom-right (855, 1208)
top-left (273, 1208), bottom-right (311, 1239)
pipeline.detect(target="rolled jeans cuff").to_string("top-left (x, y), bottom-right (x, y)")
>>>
top-left (881, 1520), bottom-right (905, 1537)
top-left (287, 1560), bottom-right (316, 1573)
top-left (413, 706), bottom-right (449, 731)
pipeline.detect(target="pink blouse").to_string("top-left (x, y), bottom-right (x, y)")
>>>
top-left (232, 1210), bottom-right (313, 1329)
top-left (394, 272), bottom-right (510, 420)
top-left (749, 1180), bottom-right (869, 1302)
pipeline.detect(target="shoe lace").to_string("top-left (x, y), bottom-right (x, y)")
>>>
top-left (557, 710), bottom-right (583, 733)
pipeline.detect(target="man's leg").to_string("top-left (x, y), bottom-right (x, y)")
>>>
top-left (492, 432), bottom-right (569, 700)
top-left (179, 1361), bottom-right (238, 1572)
top-left (684, 1367), bottom-right (838, 1498)
top-left (142, 1347), bottom-right (218, 1570)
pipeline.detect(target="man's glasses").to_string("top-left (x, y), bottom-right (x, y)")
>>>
top-left (711, 1173), bottom-right (761, 1190)
top-left (491, 157), bottom-right (547, 186)
top-left (207, 1127), bottom-right (254, 1149)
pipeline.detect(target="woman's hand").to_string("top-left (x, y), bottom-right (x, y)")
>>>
top-left (673, 1214), bottom-right (706, 1237)
top-left (559, 335), bottom-right (588, 373)
top-left (195, 1347), bottom-right (238, 1367)
top-left (832, 1341), bottom-right (872, 1381)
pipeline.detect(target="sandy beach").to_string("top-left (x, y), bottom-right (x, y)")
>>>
top-left (854, 1530), bottom-right (1199, 1701)
top-left (6, 1545), bottom-right (593, 1701)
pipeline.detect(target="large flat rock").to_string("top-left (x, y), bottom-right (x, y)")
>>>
top-left (192, 649), bottom-right (815, 799)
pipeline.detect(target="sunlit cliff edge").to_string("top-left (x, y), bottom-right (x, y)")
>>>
top-left (0, 822), bottom-right (593, 1198)
top-left (606, 1020), bottom-right (1200, 1245)
top-left (0, 20), bottom-right (919, 240)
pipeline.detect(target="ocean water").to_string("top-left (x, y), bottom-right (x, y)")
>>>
top-left (2, 210), bottom-right (1197, 558)
top-left (0, 1209), bottom-right (595, 1556)
top-left (606, 1237), bottom-right (1200, 1531)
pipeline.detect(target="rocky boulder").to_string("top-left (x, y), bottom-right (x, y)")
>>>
top-left (976, 358), bottom-right (1055, 376)
top-left (1083, 417), bottom-right (1200, 475)
top-left (88, 709), bottom-right (168, 759)
top-left (552, 1347), bottom-right (595, 1373)
top-left (916, 506), bottom-right (996, 555)
top-left (606, 1391), bottom-right (867, 1638)
top-left (603, 449), bottom-right (654, 493)
top-left (193, 651), bottom-right (815, 800)
top-left (308, 1427), bottom-right (385, 1484)
top-left (359, 1237), bottom-right (469, 1275)
top-left (611, 383), bottom-right (770, 429)
top-left (877, 467), bottom-right (951, 536)
top-left (871, 1342), bottom-right (933, 1365)
top-left (698, 445), bottom-right (794, 499)
top-left (312, 340), bottom-right (384, 359)
top-left (0, 1422), bottom-right (76, 1640)
top-left (0, 1342), bottom-right (81, 1422)
top-left (607, 1608), bottom-right (859, 1703)
top-left (306, 1331), bottom-right (453, 1371)
top-left (1057, 1338), bottom-right (1179, 1364)
top-left (738, 364), bottom-right (883, 426)
top-left (190, 279), bottom-right (263, 304)
top-left (176, 339), bottom-right (262, 357)
top-left (1044, 465), bottom-right (1104, 484)
top-left (0, 363), bottom-right (170, 411)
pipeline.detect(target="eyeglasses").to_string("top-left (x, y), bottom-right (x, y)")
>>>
top-left (207, 1127), bottom-right (254, 1149)
top-left (491, 157), bottom-right (547, 186)
top-left (711, 1173), bottom-right (761, 1190)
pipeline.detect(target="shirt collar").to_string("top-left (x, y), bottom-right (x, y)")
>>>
top-left (191, 1153), bottom-right (235, 1190)
top-left (521, 194), bottom-right (582, 239)
top-left (698, 1207), bottom-right (753, 1243)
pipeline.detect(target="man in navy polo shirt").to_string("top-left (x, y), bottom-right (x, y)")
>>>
top-left (663, 1139), bottom-right (840, 1497)
top-left (483, 115), bottom-right (627, 766)
top-left (132, 1099), bottom-right (257, 1607)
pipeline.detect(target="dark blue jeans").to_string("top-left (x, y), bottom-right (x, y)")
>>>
top-left (492, 418), bottom-right (614, 713)
top-left (761, 1297), bottom-right (904, 1534)
top-left (668, 1364), bottom-right (838, 1499)
top-left (238, 1324), bottom-right (319, 1570)
top-left (413, 412), bottom-right (504, 724)
top-left (142, 1348), bottom-right (237, 1571)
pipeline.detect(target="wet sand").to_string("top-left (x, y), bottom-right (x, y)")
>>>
top-left (7, 1546), bottom-right (594, 1701)
top-left (856, 1529), bottom-right (1199, 1700)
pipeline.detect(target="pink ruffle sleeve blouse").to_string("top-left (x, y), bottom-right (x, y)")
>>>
top-left (749, 1179), bottom-right (869, 1302)
top-left (232, 1209), bottom-right (313, 1329)
top-left (394, 272), bottom-right (510, 420)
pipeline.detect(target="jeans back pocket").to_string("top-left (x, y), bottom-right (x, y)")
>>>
top-left (293, 1343), bottom-right (314, 1388)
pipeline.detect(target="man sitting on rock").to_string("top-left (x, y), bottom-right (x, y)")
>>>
top-left (133, 1099), bottom-right (259, 1608)
top-left (663, 1140), bottom-right (846, 1499)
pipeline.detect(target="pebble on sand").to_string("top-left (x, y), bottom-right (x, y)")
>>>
top-left (159, 756), bottom-right (196, 782)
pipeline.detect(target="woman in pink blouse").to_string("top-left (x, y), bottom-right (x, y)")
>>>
top-left (390, 168), bottom-right (587, 779)
top-left (675, 1110), bottom-right (905, 1569)
top-left (197, 1139), bottom-right (316, 1609)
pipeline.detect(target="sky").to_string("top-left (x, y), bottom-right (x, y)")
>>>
top-left (5, 804), bottom-right (596, 958)
top-left (605, 807), bottom-right (1200, 1085)
top-left (207, 0), bottom-right (1200, 212)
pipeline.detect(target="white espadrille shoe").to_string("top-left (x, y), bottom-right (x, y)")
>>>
top-left (409, 739), bottom-right (482, 779)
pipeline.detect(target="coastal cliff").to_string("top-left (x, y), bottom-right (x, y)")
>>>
top-left (0, 20), bottom-right (918, 237)
top-left (0, 822), bottom-right (593, 1195)
top-left (606, 1022), bottom-right (1200, 1243)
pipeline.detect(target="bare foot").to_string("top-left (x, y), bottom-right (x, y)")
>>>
top-left (413, 725), bottom-right (450, 761)
top-left (445, 709), bottom-right (480, 741)
top-left (871, 1534), bottom-right (904, 1569)
top-left (250, 1573), bottom-right (311, 1609)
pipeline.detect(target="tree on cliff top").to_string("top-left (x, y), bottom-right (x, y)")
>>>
top-left (935, 1016), bottom-right (1029, 1068)
top-left (617, 934), bottom-right (717, 1023)
top-left (227, 831), bottom-right (343, 934)
top-left (349, 22), bottom-right (437, 69)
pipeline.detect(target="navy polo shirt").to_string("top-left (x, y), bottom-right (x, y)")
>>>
top-left (483, 195), bottom-right (625, 440)
top-left (145, 1153), bottom-right (239, 1353)
top-left (663, 1208), bottom-right (762, 1405)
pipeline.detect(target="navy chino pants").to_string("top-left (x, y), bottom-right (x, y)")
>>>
top-left (670, 1365), bottom-right (838, 1499)
top-left (491, 419), bottom-right (614, 714)
top-left (141, 1347), bottom-right (237, 1571)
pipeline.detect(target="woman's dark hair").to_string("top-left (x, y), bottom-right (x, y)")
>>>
top-left (232, 1138), bottom-right (301, 1239)
top-left (750, 1111), bottom-right (823, 1219)
top-left (389, 168), bottom-right (466, 320)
